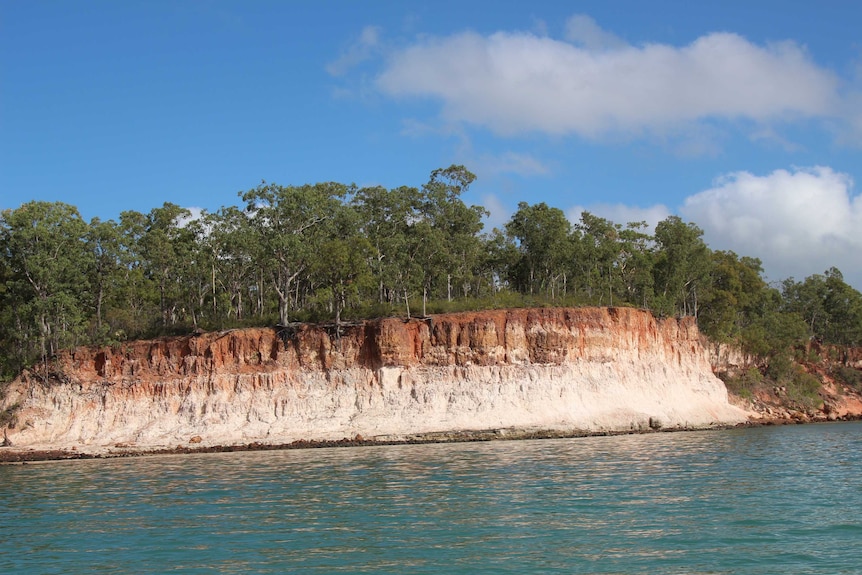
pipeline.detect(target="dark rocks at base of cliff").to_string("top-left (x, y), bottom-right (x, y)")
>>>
top-left (1, 422), bottom-right (746, 464)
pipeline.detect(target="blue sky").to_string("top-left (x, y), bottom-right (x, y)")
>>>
top-left (2, 0), bottom-right (861, 288)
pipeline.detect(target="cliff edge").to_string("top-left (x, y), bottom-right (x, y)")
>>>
top-left (0, 307), bottom-right (747, 457)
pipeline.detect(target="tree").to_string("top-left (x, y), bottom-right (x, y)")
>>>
top-left (783, 268), bottom-right (862, 346)
top-left (111, 209), bottom-right (160, 336)
top-left (241, 181), bottom-right (346, 325)
top-left (0, 202), bottom-right (91, 369)
top-left (506, 202), bottom-right (572, 298)
top-left (616, 222), bottom-right (655, 308)
top-left (575, 212), bottom-right (625, 305)
top-left (353, 185), bottom-right (420, 307)
top-left (821, 268), bottom-right (862, 346)
top-left (652, 216), bottom-right (711, 317)
top-left (138, 203), bottom-right (194, 327)
top-left (419, 165), bottom-right (488, 302)
top-left (481, 228), bottom-right (520, 295)
top-left (85, 217), bottom-right (125, 339)
top-left (310, 205), bottom-right (374, 324)
top-left (697, 251), bottom-right (768, 342)
top-left (204, 206), bottom-right (258, 321)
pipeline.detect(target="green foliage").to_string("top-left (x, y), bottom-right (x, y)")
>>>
top-left (721, 367), bottom-right (763, 400)
top-left (506, 202), bottom-right (572, 297)
top-left (764, 353), bottom-right (823, 408)
top-left (651, 216), bottom-right (710, 318)
top-left (782, 268), bottom-right (862, 346)
top-left (3, 167), bottom-right (862, 378)
top-left (698, 252), bottom-right (768, 343)
top-left (740, 308), bottom-right (809, 357)
top-left (765, 352), bottom-right (794, 383)
top-left (832, 366), bottom-right (862, 392)
top-left (785, 369), bottom-right (823, 408)
top-left (0, 201), bottom-right (92, 371)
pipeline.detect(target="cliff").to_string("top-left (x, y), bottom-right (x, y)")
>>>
top-left (713, 341), bottom-right (862, 424)
top-left (0, 307), bottom-right (747, 457)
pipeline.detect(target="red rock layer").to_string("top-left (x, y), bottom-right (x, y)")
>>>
top-left (59, 307), bottom-right (705, 382)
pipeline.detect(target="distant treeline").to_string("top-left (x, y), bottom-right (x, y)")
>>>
top-left (2, 165), bottom-right (861, 378)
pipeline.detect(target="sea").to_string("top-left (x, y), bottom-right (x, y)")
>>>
top-left (2, 422), bottom-right (861, 574)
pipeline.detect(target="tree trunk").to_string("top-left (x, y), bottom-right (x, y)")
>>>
top-left (404, 288), bottom-right (411, 318)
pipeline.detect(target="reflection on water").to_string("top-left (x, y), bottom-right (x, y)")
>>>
top-left (2, 423), bottom-right (861, 574)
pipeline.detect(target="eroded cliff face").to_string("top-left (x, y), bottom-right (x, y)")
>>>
top-left (0, 307), bottom-right (747, 453)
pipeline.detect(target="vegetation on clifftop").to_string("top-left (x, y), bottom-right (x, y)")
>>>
top-left (2, 166), bottom-right (862, 383)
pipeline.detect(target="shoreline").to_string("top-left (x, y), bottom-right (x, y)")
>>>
top-left (4, 416), bottom-right (860, 464)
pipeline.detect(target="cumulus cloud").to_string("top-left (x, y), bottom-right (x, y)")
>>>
top-left (564, 14), bottom-right (626, 50)
top-left (567, 203), bottom-right (671, 234)
top-left (481, 193), bottom-right (512, 231)
top-left (681, 167), bottom-right (862, 286)
top-left (472, 151), bottom-right (550, 177)
top-left (327, 25), bottom-right (382, 76)
top-left (376, 22), bottom-right (841, 139)
top-left (176, 206), bottom-right (205, 229)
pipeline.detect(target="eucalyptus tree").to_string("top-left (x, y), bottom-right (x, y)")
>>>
top-left (137, 203), bottom-right (195, 327)
top-left (409, 218), bottom-right (448, 316)
top-left (204, 206), bottom-right (258, 321)
top-left (0, 201), bottom-right (91, 368)
top-left (575, 212), bottom-right (624, 305)
top-left (782, 268), bottom-right (862, 346)
top-left (419, 165), bottom-right (488, 302)
top-left (697, 251), bottom-right (768, 342)
top-left (352, 184), bottom-right (420, 306)
top-left (85, 217), bottom-right (125, 339)
top-left (616, 222), bottom-right (655, 308)
top-left (652, 216), bottom-right (711, 317)
top-left (182, 213), bottom-right (217, 329)
top-left (482, 227), bottom-right (520, 294)
top-left (241, 181), bottom-right (347, 325)
top-left (115, 209), bottom-right (159, 336)
top-left (310, 203), bottom-right (374, 324)
top-left (506, 202), bottom-right (572, 297)
top-left (821, 269), bottom-right (862, 346)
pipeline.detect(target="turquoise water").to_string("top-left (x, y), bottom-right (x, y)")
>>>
top-left (2, 423), bottom-right (861, 574)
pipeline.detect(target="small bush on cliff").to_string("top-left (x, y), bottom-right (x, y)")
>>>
top-left (762, 352), bottom-right (823, 409)
top-left (0, 402), bottom-right (19, 428)
top-left (785, 369), bottom-right (823, 408)
top-left (722, 367), bottom-right (763, 400)
top-left (766, 353), bottom-right (794, 383)
top-left (832, 366), bottom-right (862, 392)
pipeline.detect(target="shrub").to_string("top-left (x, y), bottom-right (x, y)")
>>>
top-left (832, 366), bottom-right (862, 392)
top-left (0, 402), bottom-right (20, 428)
top-left (785, 368), bottom-right (823, 408)
top-left (722, 367), bottom-right (763, 400)
top-left (766, 353), bottom-right (794, 383)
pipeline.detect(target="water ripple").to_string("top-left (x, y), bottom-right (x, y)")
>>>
top-left (2, 422), bottom-right (861, 574)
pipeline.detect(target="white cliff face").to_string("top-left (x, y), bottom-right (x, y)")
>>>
top-left (0, 308), bottom-right (748, 453)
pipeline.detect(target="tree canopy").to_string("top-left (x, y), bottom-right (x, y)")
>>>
top-left (2, 165), bottom-right (861, 378)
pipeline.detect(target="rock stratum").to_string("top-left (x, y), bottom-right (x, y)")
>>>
top-left (1, 307), bottom-right (748, 458)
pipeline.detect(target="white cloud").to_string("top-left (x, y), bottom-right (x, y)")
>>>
top-left (327, 25), bottom-right (382, 76)
top-left (681, 167), bottom-right (862, 287)
top-left (564, 14), bottom-right (626, 50)
top-left (176, 206), bottom-right (205, 229)
top-left (472, 151), bottom-right (550, 177)
top-left (376, 23), bottom-right (841, 140)
top-left (481, 193), bottom-right (511, 231)
top-left (566, 203), bottom-right (671, 234)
